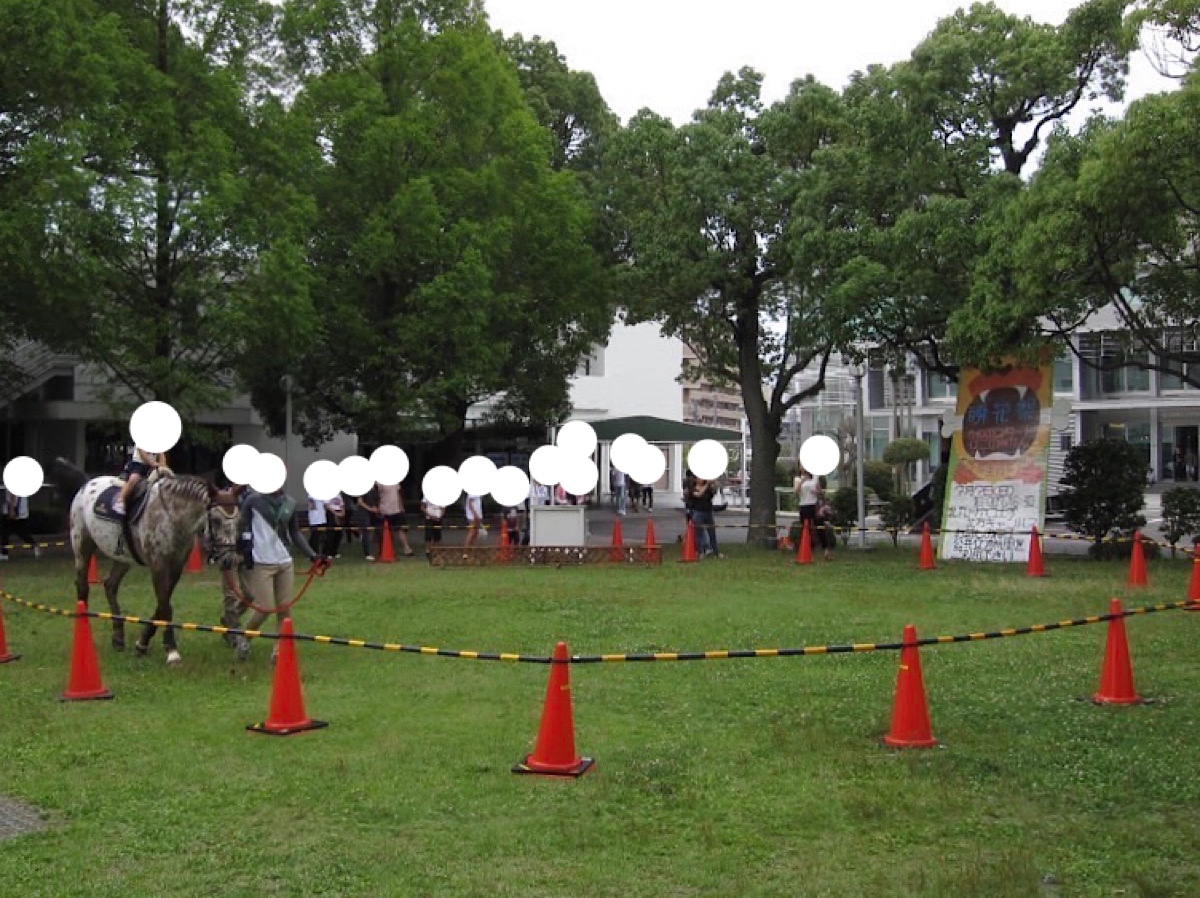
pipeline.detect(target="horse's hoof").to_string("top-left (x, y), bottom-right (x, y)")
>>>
top-left (234, 637), bottom-right (250, 662)
top-left (112, 640), bottom-right (125, 653)
top-left (134, 642), bottom-right (148, 657)
top-left (165, 650), bottom-right (182, 666)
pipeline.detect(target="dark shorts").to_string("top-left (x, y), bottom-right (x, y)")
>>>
top-left (383, 512), bottom-right (406, 531)
top-left (122, 461), bottom-right (153, 480)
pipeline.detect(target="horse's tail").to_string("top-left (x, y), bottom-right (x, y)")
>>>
top-left (49, 457), bottom-right (89, 505)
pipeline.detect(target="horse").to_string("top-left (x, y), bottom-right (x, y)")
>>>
top-left (50, 458), bottom-right (240, 664)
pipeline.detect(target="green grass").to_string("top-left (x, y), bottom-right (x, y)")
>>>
top-left (0, 549), bottom-right (1197, 897)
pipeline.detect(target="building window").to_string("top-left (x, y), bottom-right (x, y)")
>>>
top-left (1079, 334), bottom-right (1149, 396)
top-left (575, 345), bottom-right (605, 377)
top-left (924, 372), bottom-right (955, 401)
top-left (1052, 355), bottom-right (1073, 393)
top-left (1059, 434), bottom-right (1073, 453)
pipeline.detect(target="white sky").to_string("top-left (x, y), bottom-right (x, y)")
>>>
top-left (485, 0), bottom-right (1177, 125)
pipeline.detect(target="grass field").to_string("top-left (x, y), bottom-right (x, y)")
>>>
top-left (0, 548), bottom-right (1196, 898)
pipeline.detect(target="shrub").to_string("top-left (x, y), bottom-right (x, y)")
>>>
top-left (1088, 536), bottom-right (1162, 562)
top-left (1061, 438), bottom-right (1147, 550)
top-left (881, 495), bottom-right (915, 547)
top-left (883, 437), bottom-right (929, 495)
top-left (1161, 486), bottom-right (1200, 556)
top-left (863, 460), bottom-right (895, 502)
top-left (831, 487), bottom-right (860, 545)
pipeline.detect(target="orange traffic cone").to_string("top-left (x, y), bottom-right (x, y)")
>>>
top-left (512, 641), bottom-right (594, 777)
top-left (87, 556), bottom-right (101, 585)
top-left (1093, 597), bottom-right (1142, 705)
top-left (60, 602), bottom-right (113, 701)
top-left (0, 601), bottom-right (19, 664)
top-left (1187, 553), bottom-right (1200, 611)
top-left (610, 519), bottom-right (624, 562)
top-left (247, 618), bottom-right (328, 735)
top-left (498, 515), bottom-right (514, 563)
top-left (644, 519), bottom-right (658, 549)
top-left (795, 519), bottom-right (813, 565)
top-left (1027, 525), bottom-right (1047, 577)
top-left (918, 522), bottom-right (937, 570)
top-left (679, 519), bottom-right (698, 563)
top-left (1127, 531), bottom-right (1148, 588)
top-left (378, 520), bottom-right (395, 563)
top-left (186, 537), bottom-right (203, 573)
top-left (882, 624), bottom-right (937, 748)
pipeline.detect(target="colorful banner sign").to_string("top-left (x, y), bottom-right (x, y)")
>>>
top-left (939, 359), bottom-right (1053, 563)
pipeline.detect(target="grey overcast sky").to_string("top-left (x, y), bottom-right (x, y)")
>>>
top-left (484, 0), bottom-right (1177, 125)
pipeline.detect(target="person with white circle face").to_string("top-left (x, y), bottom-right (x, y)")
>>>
top-left (463, 493), bottom-right (485, 548)
top-left (112, 447), bottom-right (166, 518)
top-left (0, 487), bottom-right (39, 560)
top-left (794, 470), bottom-right (823, 530)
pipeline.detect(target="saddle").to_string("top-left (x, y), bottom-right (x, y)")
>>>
top-left (94, 481), bottom-right (152, 525)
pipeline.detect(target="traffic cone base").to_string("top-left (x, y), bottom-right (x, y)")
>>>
top-left (513, 642), bottom-right (593, 778)
top-left (512, 756), bottom-right (595, 778)
top-left (247, 618), bottom-right (326, 736)
top-left (1092, 598), bottom-right (1142, 705)
top-left (1186, 555), bottom-right (1200, 611)
top-left (882, 624), bottom-right (937, 749)
top-left (60, 602), bottom-right (113, 701)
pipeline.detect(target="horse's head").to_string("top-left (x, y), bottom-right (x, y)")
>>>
top-left (206, 487), bottom-right (242, 570)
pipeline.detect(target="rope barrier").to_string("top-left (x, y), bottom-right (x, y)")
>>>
top-left (2, 587), bottom-right (1193, 665)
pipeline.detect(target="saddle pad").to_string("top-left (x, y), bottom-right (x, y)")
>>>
top-left (93, 485), bottom-right (150, 526)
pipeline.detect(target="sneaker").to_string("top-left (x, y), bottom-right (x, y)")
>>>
top-left (0, 553), bottom-right (8, 562)
top-left (364, 555), bottom-right (375, 562)
top-left (33, 546), bottom-right (42, 559)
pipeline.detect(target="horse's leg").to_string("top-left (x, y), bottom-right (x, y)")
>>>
top-left (104, 562), bottom-right (131, 651)
top-left (139, 563), bottom-right (184, 665)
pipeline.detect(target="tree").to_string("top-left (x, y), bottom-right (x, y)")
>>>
top-left (882, 437), bottom-right (928, 497)
top-left (1160, 485), bottom-right (1200, 555)
top-left (805, 1), bottom-right (1136, 382)
top-left (954, 74), bottom-right (1200, 386)
top-left (1060, 438), bottom-right (1147, 550)
top-left (608, 69), bottom-right (843, 544)
top-left (2, 0), bottom-right (318, 424)
top-left (261, 2), bottom-right (614, 455)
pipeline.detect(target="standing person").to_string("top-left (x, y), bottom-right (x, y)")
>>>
top-left (626, 472), bottom-right (639, 513)
top-left (682, 468), bottom-right (697, 526)
top-left (815, 497), bottom-right (836, 561)
top-left (610, 464), bottom-right (627, 515)
top-left (420, 497), bottom-right (444, 555)
top-left (376, 481), bottom-right (415, 557)
top-left (235, 484), bottom-right (330, 661)
top-left (641, 479), bottom-right (654, 512)
top-left (795, 470), bottom-right (822, 534)
top-left (463, 493), bottom-right (485, 548)
top-left (0, 488), bottom-right (40, 560)
top-left (306, 491), bottom-right (328, 554)
top-left (323, 493), bottom-right (345, 558)
top-left (691, 477), bottom-right (722, 558)
top-left (357, 484), bottom-right (381, 560)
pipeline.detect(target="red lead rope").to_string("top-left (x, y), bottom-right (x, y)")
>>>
top-left (220, 560), bottom-right (329, 616)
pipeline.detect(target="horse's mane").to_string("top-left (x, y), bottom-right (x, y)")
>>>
top-left (155, 475), bottom-right (212, 504)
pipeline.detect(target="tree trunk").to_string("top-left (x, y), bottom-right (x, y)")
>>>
top-left (736, 301), bottom-right (781, 547)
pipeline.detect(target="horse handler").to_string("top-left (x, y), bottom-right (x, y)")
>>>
top-left (233, 483), bottom-right (331, 661)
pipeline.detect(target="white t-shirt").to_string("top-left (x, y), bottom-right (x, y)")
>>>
top-left (307, 496), bottom-right (327, 527)
top-left (421, 501), bottom-right (444, 520)
top-left (249, 508), bottom-right (292, 566)
top-left (6, 493), bottom-right (28, 519)
top-left (464, 495), bottom-right (483, 522)
top-left (798, 478), bottom-right (821, 507)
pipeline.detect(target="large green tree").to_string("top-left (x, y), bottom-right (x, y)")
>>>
top-left (805, 0), bottom-right (1135, 381)
top-left (2, 0), bottom-right (317, 422)
top-left (609, 69), bottom-right (843, 542)
top-left (262, 1), bottom-right (614, 454)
